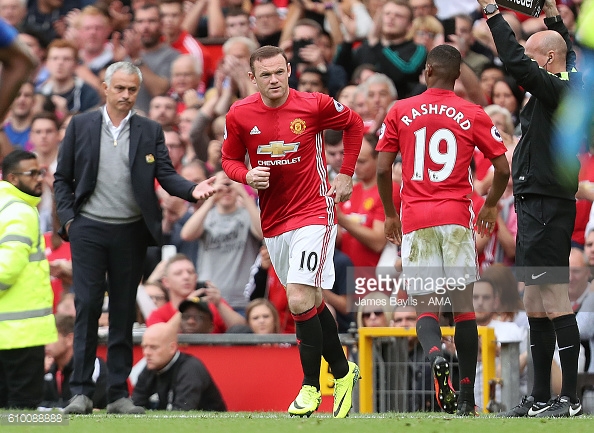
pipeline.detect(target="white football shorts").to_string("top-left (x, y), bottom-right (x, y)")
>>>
top-left (265, 225), bottom-right (337, 289)
top-left (400, 225), bottom-right (478, 295)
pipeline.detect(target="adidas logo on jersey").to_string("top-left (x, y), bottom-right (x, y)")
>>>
top-left (250, 126), bottom-right (261, 135)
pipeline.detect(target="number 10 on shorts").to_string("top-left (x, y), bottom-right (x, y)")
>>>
top-left (299, 251), bottom-right (319, 271)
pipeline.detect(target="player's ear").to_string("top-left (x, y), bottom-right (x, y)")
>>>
top-left (424, 64), bottom-right (432, 79)
top-left (287, 62), bottom-right (292, 78)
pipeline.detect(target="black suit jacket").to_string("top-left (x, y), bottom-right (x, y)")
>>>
top-left (54, 109), bottom-right (197, 246)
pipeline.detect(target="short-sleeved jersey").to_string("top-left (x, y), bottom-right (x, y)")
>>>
top-left (222, 89), bottom-right (363, 237)
top-left (377, 88), bottom-right (506, 234)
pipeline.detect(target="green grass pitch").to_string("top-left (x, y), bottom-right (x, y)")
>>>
top-left (2, 411), bottom-right (593, 433)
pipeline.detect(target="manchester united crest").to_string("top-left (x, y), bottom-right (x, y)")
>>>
top-left (290, 118), bottom-right (306, 135)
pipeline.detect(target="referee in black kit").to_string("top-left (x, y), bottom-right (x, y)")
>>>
top-left (478, 0), bottom-right (582, 418)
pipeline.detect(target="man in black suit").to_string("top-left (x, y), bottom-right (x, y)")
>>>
top-left (54, 61), bottom-right (215, 414)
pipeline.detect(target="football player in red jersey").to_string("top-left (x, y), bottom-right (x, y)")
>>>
top-left (222, 45), bottom-right (363, 418)
top-left (376, 44), bottom-right (510, 415)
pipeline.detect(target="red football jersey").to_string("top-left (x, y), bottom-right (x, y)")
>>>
top-left (377, 88), bottom-right (506, 234)
top-left (222, 89), bottom-right (363, 237)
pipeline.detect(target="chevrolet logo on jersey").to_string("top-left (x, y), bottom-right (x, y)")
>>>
top-left (257, 141), bottom-right (300, 157)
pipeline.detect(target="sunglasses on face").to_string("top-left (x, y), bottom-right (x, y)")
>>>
top-left (362, 311), bottom-right (385, 319)
top-left (13, 168), bottom-right (47, 178)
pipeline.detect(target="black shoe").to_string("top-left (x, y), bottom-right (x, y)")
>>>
top-left (497, 395), bottom-right (550, 418)
top-left (457, 401), bottom-right (478, 416)
top-left (432, 356), bottom-right (457, 414)
top-left (535, 396), bottom-right (583, 418)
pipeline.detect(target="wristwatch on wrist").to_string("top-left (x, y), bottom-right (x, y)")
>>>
top-left (483, 3), bottom-right (499, 15)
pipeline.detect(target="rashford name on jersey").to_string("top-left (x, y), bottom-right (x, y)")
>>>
top-left (400, 103), bottom-right (472, 130)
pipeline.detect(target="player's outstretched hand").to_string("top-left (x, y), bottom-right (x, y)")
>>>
top-left (384, 215), bottom-right (402, 245)
top-left (327, 173), bottom-right (353, 203)
top-left (192, 176), bottom-right (217, 201)
top-left (246, 166), bottom-right (271, 190)
top-left (476, 204), bottom-right (497, 236)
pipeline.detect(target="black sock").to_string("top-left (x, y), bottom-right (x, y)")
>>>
top-left (317, 303), bottom-right (348, 379)
top-left (553, 314), bottom-right (580, 402)
top-left (293, 308), bottom-right (323, 389)
top-left (454, 318), bottom-right (478, 404)
top-left (416, 315), bottom-right (443, 363)
top-left (528, 317), bottom-right (556, 403)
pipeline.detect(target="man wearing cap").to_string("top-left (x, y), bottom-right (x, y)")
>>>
top-left (132, 322), bottom-right (226, 411)
top-left (179, 297), bottom-right (214, 334)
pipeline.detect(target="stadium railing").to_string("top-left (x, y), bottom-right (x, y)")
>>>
top-left (358, 327), bottom-right (497, 413)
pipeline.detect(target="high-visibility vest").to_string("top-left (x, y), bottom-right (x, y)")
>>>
top-left (0, 181), bottom-right (57, 350)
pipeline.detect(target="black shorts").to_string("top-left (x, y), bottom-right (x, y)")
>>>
top-left (514, 194), bottom-right (575, 284)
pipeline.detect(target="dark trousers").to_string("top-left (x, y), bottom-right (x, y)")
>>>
top-left (69, 215), bottom-right (150, 403)
top-left (0, 345), bottom-right (45, 408)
